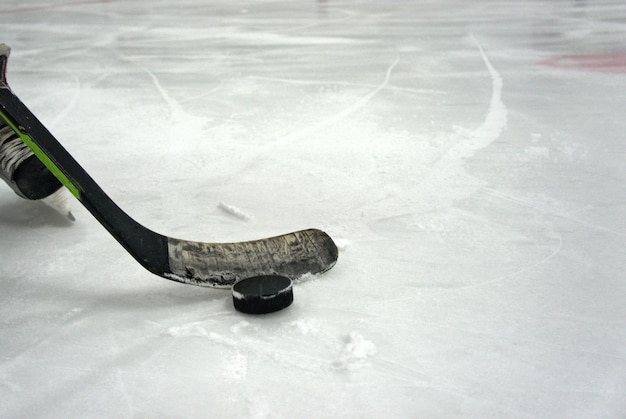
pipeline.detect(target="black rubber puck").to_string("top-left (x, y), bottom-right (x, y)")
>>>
top-left (232, 275), bottom-right (293, 314)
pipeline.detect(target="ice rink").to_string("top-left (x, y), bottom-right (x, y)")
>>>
top-left (1, 0), bottom-right (625, 417)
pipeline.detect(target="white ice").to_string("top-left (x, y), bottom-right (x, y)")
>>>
top-left (1, 0), bottom-right (626, 417)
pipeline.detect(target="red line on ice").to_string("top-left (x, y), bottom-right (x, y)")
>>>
top-left (542, 53), bottom-right (626, 74)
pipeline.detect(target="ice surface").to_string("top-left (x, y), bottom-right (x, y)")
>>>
top-left (1, 0), bottom-right (626, 417)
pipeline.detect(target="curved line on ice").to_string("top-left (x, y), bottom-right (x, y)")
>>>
top-left (50, 71), bottom-right (81, 129)
top-left (267, 58), bottom-right (399, 149)
top-left (0, 0), bottom-right (108, 15)
top-left (449, 217), bottom-right (564, 293)
top-left (248, 75), bottom-right (444, 96)
top-left (139, 61), bottom-right (186, 120)
top-left (439, 36), bottom-right (507, 164)
top-left (471, 36), bottom-right (507, 152)
top-left (123, 55), bottom-right (201, 125)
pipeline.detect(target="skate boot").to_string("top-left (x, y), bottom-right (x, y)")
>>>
top-left (0, 119), bottom-right (74, 220)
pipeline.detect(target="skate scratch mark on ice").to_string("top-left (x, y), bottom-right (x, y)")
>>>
top-left (369, 223), bottom-right (563, 301)
top-left (398, 217), bottom-right (563, 295)
top-left (265, 58), bottom-right (399, 150)
top-left (249, 75), bottom-right (445, 96)
top-left (122, 55), bottom-right (200, 126)
top-left (484, 187), bottom-right (626, 238)
top-left (108, 325), bottom-right (135, 415)
top-left (0, 307), bottom-right (88, 368)
top-left (374, 357), bottom-right (433, 387)
top-left (50, 71), bottom-right (81, 129)
top-left (457, 225), bottom-right (563, 292)
top-left (374, 357), bottom-right (504, 404)
top-left (135, 61), bottom-right (186, 120)
top-left (206, 331), bottom-right (331, 372)
top-left (114, 367), bottom-right (135, 416)
top-left (179, 81), bottom-right (223, 104)
top-left (328, 310), bottom-right (626, 363)
top-left (0, 0), bottom-right (109, 15)
top-left (437, 36), bottom-right (507, 164)
top-left (123, 56), bottom-right (207, 161)
top-left (420, 215), bottom-right (563, 294)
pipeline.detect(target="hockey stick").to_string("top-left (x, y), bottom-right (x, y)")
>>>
top-left (0, 44), bottom-right (337, 287)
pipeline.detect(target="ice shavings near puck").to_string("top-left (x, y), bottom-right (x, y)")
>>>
top-left (232, 275), bottom-right (293, 314)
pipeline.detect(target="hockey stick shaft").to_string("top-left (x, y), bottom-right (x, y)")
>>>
top-left (0, 52), bottom-right (171, 275)
top-left (0, 45), bottom-right (337, 287)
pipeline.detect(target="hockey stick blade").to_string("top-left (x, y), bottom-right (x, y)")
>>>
top-left (0, 45), bottom-right (338, 287)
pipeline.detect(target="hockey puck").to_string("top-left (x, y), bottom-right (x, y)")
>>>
top-left (232, 275), bottom-right (293, 314)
